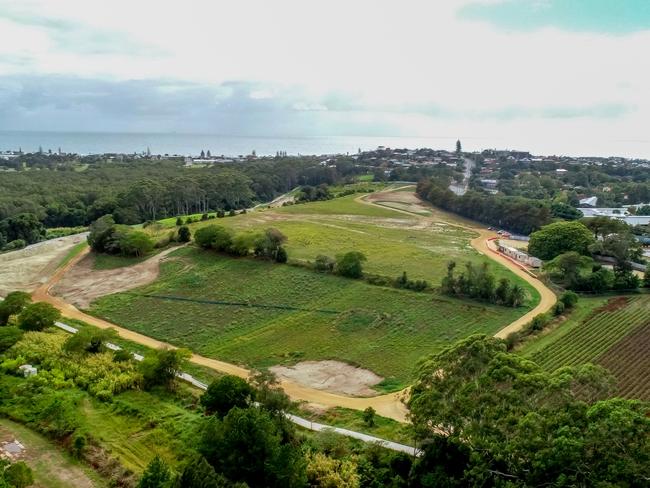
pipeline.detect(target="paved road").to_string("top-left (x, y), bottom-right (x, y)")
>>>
top-left (449, 157), bottom-right (474, 196)
top-left (50, 319), bottom-right (420, 456)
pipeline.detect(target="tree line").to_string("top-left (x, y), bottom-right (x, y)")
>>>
top-left (440, 261), bottom-right (526, 307)
top-left (0, 156), bottom-right (365, 231)
top-left (417, 178), bottom-right (552, 234)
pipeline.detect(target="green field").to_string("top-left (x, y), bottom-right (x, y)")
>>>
top-left (91, 247), bottom-right (530, 389)
top-left (521, 294), bottom-right (650, 400)
top-left (174, 193), bottom-right (539, 290)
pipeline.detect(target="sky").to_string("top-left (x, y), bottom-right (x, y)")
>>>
top-left (1, 0), bottom-right (650, 156)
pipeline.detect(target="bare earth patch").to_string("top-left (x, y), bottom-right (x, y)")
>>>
top-left (51, 246), bottom-right (182, 309)
top-left (271, 360), bottom-right (384, 397)
top-left (0, 234), bottom-right (87, 296)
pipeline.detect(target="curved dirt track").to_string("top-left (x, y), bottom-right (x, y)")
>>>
top-left (32, 188), bottom-right (554, 423)
top-left (32, 246), bottom-right (409, 421)
top-left (357, 187), bottom-right (556, 339)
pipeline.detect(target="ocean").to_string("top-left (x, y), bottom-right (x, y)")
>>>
top-left (0, 131), bottom-right (460, 157)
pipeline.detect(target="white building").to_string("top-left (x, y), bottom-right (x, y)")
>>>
top-left (497, 241), bottom-right (542, 268)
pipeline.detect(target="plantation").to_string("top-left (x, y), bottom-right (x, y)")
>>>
top-left (90, 248), bottom-right (530, 389)
top-left (522, 295), bottom-right (650, 400)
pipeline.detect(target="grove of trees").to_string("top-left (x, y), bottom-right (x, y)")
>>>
top-left (409, 335), bottom-right (650, 486)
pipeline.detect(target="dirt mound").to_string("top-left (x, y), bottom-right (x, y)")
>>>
top-left (271, 360), bottom-right (383, 397)
top-left (51, 246), bottom-right (182, 309)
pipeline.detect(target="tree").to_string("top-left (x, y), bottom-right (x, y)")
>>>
top-left (200, 375), bottom-right (254, 417)
top-left (87, 215), bottom-right (116, 253)
top-left (194, 225), bottom-right (232, 252)
top-left (118, 230), bottom-right (154, 257)
top-left (528, 221), bottom-right (595, 261)
top-left (507, 283), bottom-right (526, 307)
top-left (138, 456), bottom-right (171, 488)
top-left (306, 452), bottom-right (360, 488)
top-left (17, 302), bottom-right (60, 331)
top-left (140, 348), bottom-right (191, 390)
top-left (0, 327), bottom-right (22, 352)
top-left (336, 251), bottom-right (367, 279)
top-left (0, 291), bottom-right (31, 325)
top-left (176, 455), bottom-right (228, 488)
top-left (200, 407), bottom-right (306, 488)
top-left (3, 461), bottom-right (34, 488)
top-left (64, 327), bottom-right (116, 354)
top-left (175, 216), bottom-right (183, 226)
top-left (177, 225), bottom-right (191, 243)
top-left (254, 228), bottom-right (287, 260)
top-left (408, 335), bottom-right (649, 486)
top-left (455, 139), bottom-right (462, 154)
top-left (494, 278), bottom-right (510, 305)
top-left (362, 407), bottom-right (375, 427)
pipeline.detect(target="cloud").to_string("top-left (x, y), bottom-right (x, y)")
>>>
top-left (459, 0), bottom-right (650, 34)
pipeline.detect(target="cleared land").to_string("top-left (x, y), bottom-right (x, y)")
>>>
top-left (83, 189), bottom-right (540, 391)
top-left (522, 295), bottom-right (650, 400)
top-left (52, 245), bottom-right (185, 309)
top-left (0, 233), bottom-right (87, 296)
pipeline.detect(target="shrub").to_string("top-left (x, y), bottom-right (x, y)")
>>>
top-left (140, 347), bottom-right (190, 390)
top-left (201, 213), bottom-right (209, 221)
top-left (552, 301), bottom-right (565, 316)
top-left (363, 406), bottom-right (376, 427)
top-left (314, 255), bottom-right (335, 273)
top-left (200, 375), bottom-right (254, 417)
top-left (0, 327), bottom-right (22, 352)
top-left (178, 225), bottom-right (191, 243)
top-left (559, 290), bottom-right (579, 309)
top-left (175, 217), bottom-right (183, 226)
top-left (229, 209), bottom-right (236, 217)
top-left (528, 312), bottom-right (551, 332)
top-left (3, 239), bottom-right (26, 251)
top-left (217, 210), bottom-right (225, 218)
top-left (336, 251), bottom-right (367, 279)
top-left (275, 246), bottom-right (288, 263)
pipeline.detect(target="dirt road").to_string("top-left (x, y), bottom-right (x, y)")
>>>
top-left (30, 187), bottom-right (554, 423)
top-left (359, 187), bottom-right (556, 339)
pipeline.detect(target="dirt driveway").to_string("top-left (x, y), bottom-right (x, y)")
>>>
top-left (51, 245), bottom-right (184, 309)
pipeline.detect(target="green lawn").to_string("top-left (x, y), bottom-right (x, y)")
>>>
top-left (91, 248), bottom-right (531, 389)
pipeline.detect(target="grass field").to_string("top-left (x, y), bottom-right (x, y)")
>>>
top-left (173, 192), bottom-right (539, 291)
top-left (90, 247), bottom-right (531, 389)
top-left (521, 294), bottom-right (650, 400)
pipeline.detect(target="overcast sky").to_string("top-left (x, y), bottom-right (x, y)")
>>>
top-left (1, 0), bottom-right (650, 156)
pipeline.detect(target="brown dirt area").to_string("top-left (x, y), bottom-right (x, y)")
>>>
top-left (0, 234), bottom-right (87, 296)
top-left (51, 246), bottom-right (183, 309)
top-left (270, 360), bottom-right (384, 397)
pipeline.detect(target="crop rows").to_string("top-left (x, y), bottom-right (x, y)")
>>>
top-left (532, 297), bottom-right (650, 376)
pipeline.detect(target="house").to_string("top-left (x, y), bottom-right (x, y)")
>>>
top-left (579, 196), bottom-right (598, 207)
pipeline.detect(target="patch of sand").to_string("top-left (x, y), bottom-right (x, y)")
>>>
top-left (271, 360), bottom-right (384, 397)
top-left (0, 233), bottom-right (87, 296)
top-left (51, 246), bottom-right (183, 309)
